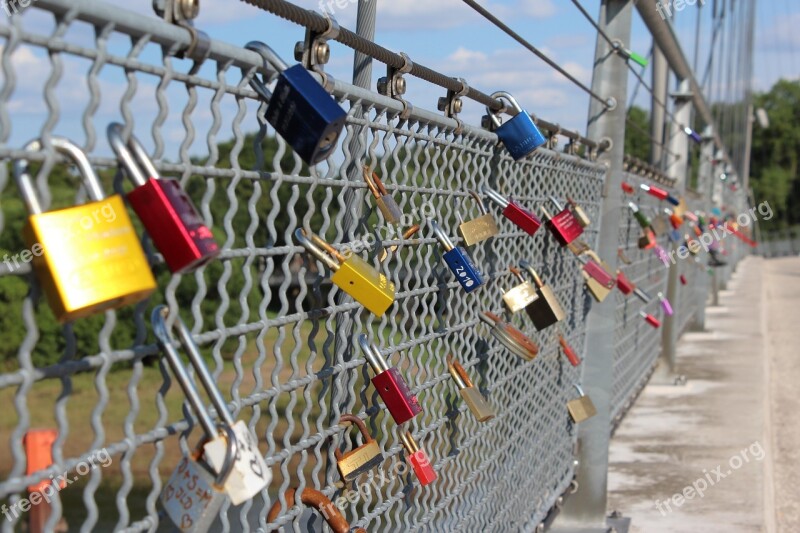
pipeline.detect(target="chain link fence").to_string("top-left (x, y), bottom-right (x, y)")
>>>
top-left (0, 1), bottom-right (749, 532)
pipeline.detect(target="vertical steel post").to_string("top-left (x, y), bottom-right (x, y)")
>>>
top-left (650, 45), bottom-right (668, 169)
top-left (554, 1), bottom-right (632, 530)
top-left (692, 126), bottom-right (715, 330)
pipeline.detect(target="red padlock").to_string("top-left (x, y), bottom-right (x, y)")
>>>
top-left (108, 124), bottom-right (219, 273)
top-left (680, 274), bottom-right (688, 285)
top-left (401, 431), bottom-right (437, 486)
top-left (541, 197), bottom-right (584, 246)
top-left (583, 259), bottom-right (616, 288)
top-left (483, 186), bottom-right (541, 236)
top-left (621, 182), bottom-right (635, 194)
top-left (640, 183), bottom-right (669, 201)
top-left (616, 270), bottom-right (635, 295)
top-left (558, 332), bottom-right (581, 367)
top-left (358, 335), bottom-right (422, 425)
top-left (640, 311), bottom-right (660, 328)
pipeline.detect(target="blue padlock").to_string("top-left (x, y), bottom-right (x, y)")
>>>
top-left (485, 91), bottom-right (546, 160)
top-left (430, 220), bottom-right (483, 293)
top-left (245, 42), bottom-right (347, 165)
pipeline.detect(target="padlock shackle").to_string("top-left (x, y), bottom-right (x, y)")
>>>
top-left (429, 219), bottom-right (455, 252)
top-left (468, 189), bottom-right (489, 215)
top-left (243, 41), bottom-right (283, 102)
top-left (519, 260), bottom-right (544, 289)
top-left (13, 137), bottom-right (105, 215)
top-left (540, 205), bottom-right (553, 220)
top-left (357, 334), bottom-right (389, 374)
top-left (362, 166), bottom-right (389, 199)
top-left (508, 266), bottom-right (525, 283)
top-left (268, 488), bottom-right (359, 533)
top-left (152, 306), bottom-right (219, 438)
top-left (549, 196), bottom-right (564, 212)
top-left (573, 383), bottom-right (586, 398)
top-left (484, 90), bottom-right (523, 129)
top-left (334, 414), bottom-right (376, 462)
top-left (107, 123), bottom-right (159, 188)
top-left (294, 228), bottom-right (340, 271)
top-left (481, 185), bottom-right (509, 209)
top-left (634, 287), bottom-right (651, 303)
top-left (446, 354), bottom-right (473, 390)
top-left (211, 422), bottom-right (239, 486)
top-left (399, 430), bottom-right (420, 454)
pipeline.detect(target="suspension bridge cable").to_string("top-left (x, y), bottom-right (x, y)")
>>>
top-left (459, 0), bottom-right (611, 108)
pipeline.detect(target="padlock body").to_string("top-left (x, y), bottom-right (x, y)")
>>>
top-left (336, 441), bottom-right (383, 481)
top-left (459, 387), bottom-right (495, 422)
top-left (376, 194), bottom-right (403, 225)
top-left (503, 281), bottom-right (539, 313)
top-left (571, 205), bottom-right (591, 227)
top-left (680, 274), bottom-right (688, 285)
top-left (458, 213), bottom-right (499, 246)
top-left (567, 395), bottom-right (597, 423)
top-left (644, 314), bottom-right (661, 328)
top-left (525, 285), bottom-right (565, 330)
top-left (128, 178), bottom-right (219, 273)
top-left (204, 420), bottom-right (271, 506)
top-left (266, 64), bottom-right (347, 165)
top-left (502, 201), bottom-right (541, 235)
top-left (584, 275), bottom-right (612, 302)
top-left (408, 449), bottom-right (437, 486)
top-left (497, 323), bottom-right (539, 360)
top-left (561, 341), bottom-right (581, 367)
top-left (583, 260), bottom-right (615, 288)
top-left (616, 273), bottom-right (634, 295)
top-left (546, 208), bottom-right (584, 246)
top-left (638, 229), bottom-right (657, 250)
top-left (24, 195), bottom-right (156, 323)
top-left (495, 110), bottom-right (546, 160)
top-left (331, 254), bottom-right (395, 316)
top-left (372, 368), bottom-right (422, 424)
top-left (669, 213), bottom-right (683, 229)
top-left (162, 455), bottom-right (226, 532)
top-left (443, 247), bottom-right (483, 293)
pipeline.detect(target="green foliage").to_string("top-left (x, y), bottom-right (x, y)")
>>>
top-left (625, 106), bottom-right (651, 162)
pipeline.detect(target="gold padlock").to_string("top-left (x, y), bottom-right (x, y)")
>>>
top-left (567, 384), bottom-right (597, 423)
top-left (581, 251), bottom-right (615, 303)
top-left (519, 261), bottom-right (566, 330)
top-left (295, 228), bottom-right (395, 316)
top-left (12, 137), bottom-right (156, 322)
top-left (567, 239), bottom-right (591, 256)
top-left (457, 190), bottom-right (500, 246)
top-left (334, 414), bottom-right (384, 482)
top-left (447, 355), bottom-right (494, 422)
top-left (501, 267), bottom-right (539, 313)
top-left (567, 196), bottom-right (591, 227)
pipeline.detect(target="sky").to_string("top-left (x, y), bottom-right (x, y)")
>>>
top-left (0, 0), bottom-right (797, 157)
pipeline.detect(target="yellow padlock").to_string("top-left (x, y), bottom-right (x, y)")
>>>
top-left (13, 137), bottom-right (156, 322)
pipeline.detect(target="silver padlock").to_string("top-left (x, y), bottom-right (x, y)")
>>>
top-left (153, 306), bottom-right (271, 510)
top-left (363, 165), bottom-right (403, 224)
top-left (154, 307), bottom-right (238, 532)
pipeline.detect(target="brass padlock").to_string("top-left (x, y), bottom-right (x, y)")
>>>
top-left (567, 196), bottom-right (591, 227)
top-left (519, 261), bottom-right (566, 330)
top-left (567, 384), bottom-right (597, 423)
top-left (295, 228), bottom-right (395, 316)
top-left (268, 488), bottom-right (367, 533)
top-left (12, 137), bottom-right (156, 322)
top-left (447, 355), bottom-right (494, 422)
top-left (567, 239), bottom-right (591, 256)
top-left (334, 414), bottom-right (384, 482)
top-left (501, 267), bottom-right (539, 313)
top-left (457, 190), bottom-right (500, 246)
top-left (581, 251), bottom-right (615, 302)
top-left (363, 165), bottom-right (403, 224)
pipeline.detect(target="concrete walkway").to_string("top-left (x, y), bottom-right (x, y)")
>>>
top-left (607, 256), bottom-right (800, 533)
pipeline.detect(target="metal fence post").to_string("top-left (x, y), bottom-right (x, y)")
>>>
top-left (650, 45), bottom-right (668, 169)
top-left (554, 1), bottom-right (632, 530)
top-left (692, 126), bottom-right (715, 330)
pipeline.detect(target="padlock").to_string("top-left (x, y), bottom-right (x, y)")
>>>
top-left (629, 202), bottom-right (652, 231)
top-left (430, 219), bottom-right (483, 293)
top-left (657, 292), bottom-right (674, 315)
top-left (680, 274), bottom-right (688, 285)
top-left (666, 208), bottom-right (684, 229)
top-left (152, 306), bottom-right (271, 506)
top-left (501, 267), bottom-right (539, 314)
top-left (567, 239), bottom-right (591, 256)
top-left (447, 354), bottom-right (494, 421)
top-left (567, 385), bottom-right (597, 423)
top-left (566, 196), bottom-right (591, 227)
top-left (12, 137), bottom-right (156, 323)
top-left (484, 91), bottom-right (546, 160)
top-left (519, 261), bottom-right (566, 330)
top-left (457, 190), bottom-right (499, 246)
top-left (108, 124), bottom-right (220, 273)
top-left (639, 183), bottom-right (669, 201)
top-left (640, 310), bottom-right (661, 328)
top-left (653, 244), bottom-right (671, 266)
top-left (674, 197), bottom-right (689, 217)
top-left (358, 334), bottom-right (422, 425)
top-left (295, 228), bottom-right (395, 316)
top-left (334, 414), bottom-right (384, 482)
top-left (558, 331), bottom-right (581, 367)
top-left (400, 431), bottom-right (437, 486)
top-left (245, 41), bottom-right (347, 165)
top-left (482, 185), bottom-right (542, 236)
top-left (480, 312), bottom-right (539, 361)
top-left (616, 270), bottom-right (651, 304)
top-left (638, 228), bottom-right (657, 250)
top-left (363, 165), bottom-right (403, 224)
top-left (541, 197), bottom-right (584, 246)
top-left (268, 488), bottom-right (367, 533)
top-left (621, 182), bottom-right (635, 194)
top-left (153, 307), bottom-right (240, 532)
top-left (580, 251), bottom-right (615, 303)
